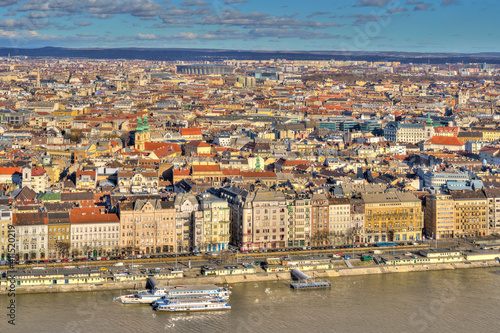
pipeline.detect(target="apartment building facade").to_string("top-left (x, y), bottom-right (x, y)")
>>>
top-left (450, 191), bottom-right (488, 238)
top-left (118, 199), bottom-right (176, 255)
top-left (363, 192), bottom-right (423, 243)
top-left (424, 194), bottom-right (455, 239)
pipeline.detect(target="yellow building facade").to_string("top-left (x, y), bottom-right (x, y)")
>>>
top-left (363, 192), bottom-right (423, 243)
top-left (450, 191), bottom-right (488, 238)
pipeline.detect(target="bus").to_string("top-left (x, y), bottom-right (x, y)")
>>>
top-left (376, 242), bottom-right (396, 248)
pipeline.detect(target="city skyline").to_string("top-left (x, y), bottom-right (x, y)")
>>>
top-left (0, 0), bottom-right (498, 53)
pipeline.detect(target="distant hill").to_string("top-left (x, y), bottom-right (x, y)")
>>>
top-left (0, 47), bottom-right (500, 64)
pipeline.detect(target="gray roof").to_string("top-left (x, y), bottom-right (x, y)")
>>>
top-left (362, 191), bottom-right (420, 204)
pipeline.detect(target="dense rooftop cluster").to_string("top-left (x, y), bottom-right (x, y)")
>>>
top-left (0, 57), bottom-right (499, 261)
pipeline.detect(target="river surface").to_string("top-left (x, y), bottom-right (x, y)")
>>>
top-left (3, 268), bottom-right (500, 333)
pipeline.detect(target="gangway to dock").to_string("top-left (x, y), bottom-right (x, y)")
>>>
top-left (345, 260), bottom-right (353, 269)
top-left (277, 268), bottom-right (331, 289)
top-left (291, 268), bottom-right (311, 281)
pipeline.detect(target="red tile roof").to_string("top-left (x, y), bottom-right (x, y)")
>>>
top-left (192, 165), bottom-right (221, 172)
top-left (241, 171), bottom-right (277, 178)
top-left (222, 169), bottom-right (241, 176)
top-left (76, 170), bottom-right (96, 177)
top-left (173, 168), bottom-right (191, 176)
top-left (0, 167), bottom-right (21, 175)
top-left (281, 160), bottom-right (310, 166)
top-left (426, 136), bottom-right (464, 146)
top-left (185, 140), bottom-right (210, 147)
top-left (180, 128), bottom-right (202, 136)
top-left (150, 144), bottom-right (182, 158)
top-left (143, 142), bottom-right (182, 152)
top-left (434, 126), bottom-right (458, 133)
top-left (31, 166), bottom-right (46, 177)
top-left (70, 207), bottom-right (119, 224)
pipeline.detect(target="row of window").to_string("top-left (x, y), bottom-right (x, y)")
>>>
top-left (74, 226), bottom-right (119, 232)
top-left (72, 234), bottom-right (119, 240)
top-left (255, 228), bottom-right (286, 234)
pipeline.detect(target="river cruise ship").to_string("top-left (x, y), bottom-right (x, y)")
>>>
top-left (153, 297), bottom-right (231, 312)
top-left (115, 279), bottom-right (230, 304)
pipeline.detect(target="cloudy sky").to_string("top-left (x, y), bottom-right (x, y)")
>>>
top-left (0, 0), bottom-right (497, 52)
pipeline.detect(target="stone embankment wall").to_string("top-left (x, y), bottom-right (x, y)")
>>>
top-left (2, 261), bottom-right (498, 294)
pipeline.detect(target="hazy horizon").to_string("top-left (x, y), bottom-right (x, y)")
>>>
top-left (0, 1), bottom-right (498, 53)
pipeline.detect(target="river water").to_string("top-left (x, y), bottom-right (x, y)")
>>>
top-left (4, 268), bottom-right (500, 333)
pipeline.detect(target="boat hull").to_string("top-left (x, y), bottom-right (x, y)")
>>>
top-left (116, 295), bottom-right (163, 304)
top-left (155, 307), bottom-right (231, 312)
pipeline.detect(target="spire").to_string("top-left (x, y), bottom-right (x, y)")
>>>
top-left (143, 114), bottom-right (149, 131)
top-left (136, 116), bottom-right (143, 132)
top-left (425, 112), bottom-right (434, 127)
top-left (255, 155), bottom-right (262, 171)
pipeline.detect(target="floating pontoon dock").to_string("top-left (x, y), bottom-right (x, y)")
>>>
top-left (277, 268), bottom-right (331, 289)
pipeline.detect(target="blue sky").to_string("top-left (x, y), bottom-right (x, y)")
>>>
top-left (0, 0), bottom-right (497, 52)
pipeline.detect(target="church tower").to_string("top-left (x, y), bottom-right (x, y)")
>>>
top-left (134, 115), bottom-right (150, 151)
top-left (458, 90), bottom-right (469, 105)
top-left (142, 114), bottom-right (150, 143)
top-left (425, 112), bottom-right (435, 139)
top-left (22, 166), bottom-right (33, 189)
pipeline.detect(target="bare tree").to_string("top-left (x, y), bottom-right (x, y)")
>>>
top-left (83, 245), bottom-right (91, 258)
top-left (312, 230), bottom-right (329, 246)
top-left (56, 241), bottom-right (71, 258)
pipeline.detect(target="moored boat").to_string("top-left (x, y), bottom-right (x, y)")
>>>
top-left (153, 297), bottom-right (231, 312)
top-left (114, 278), bottom-right (231, 304)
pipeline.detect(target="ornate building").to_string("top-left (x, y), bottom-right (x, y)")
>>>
top-left (383, 113), bottom-right (435, 144)
top-left (118, 199), bottom-right (176, 255)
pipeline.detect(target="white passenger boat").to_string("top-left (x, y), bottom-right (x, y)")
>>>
top-left (161, 284), bottom-right (231, 300)
top-left (114, 277), bottom-right (168, 304)
top-left (115, 289), bottom-right (167, 304)
top-left (153, 297), bottom-right (231, 312)
top-left (114, 278), bottom-right (231, 304)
